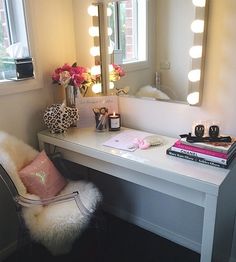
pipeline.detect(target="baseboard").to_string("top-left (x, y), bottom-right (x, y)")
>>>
top-left (103, 203), bottom-right (201, 253)
top-left (0, 241), bottom-right (17, 262)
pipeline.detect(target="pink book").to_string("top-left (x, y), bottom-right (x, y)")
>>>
top-left (174, 140), bottom-right (229, 159)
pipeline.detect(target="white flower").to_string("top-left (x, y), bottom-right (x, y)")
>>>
top-left (59, 71), bottom-right (71, 87)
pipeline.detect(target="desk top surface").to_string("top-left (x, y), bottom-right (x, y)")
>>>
top-left (38, 127), bottom-right (232, 195)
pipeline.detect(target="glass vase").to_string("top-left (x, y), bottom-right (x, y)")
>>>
top-left (65, 85), bottom-right (78, 127)
top-left (66, 85), bottom-right (77, 108)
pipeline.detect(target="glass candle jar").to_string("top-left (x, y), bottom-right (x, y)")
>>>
top-left (108, 112), bottom-right (121, 131)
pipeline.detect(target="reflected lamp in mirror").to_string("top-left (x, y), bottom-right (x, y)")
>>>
top-left (89, 2), bottom-right (126, 95)
top-left (88, 3), bottom-right (111, 95)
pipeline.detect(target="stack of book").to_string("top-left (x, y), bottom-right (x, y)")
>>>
top-left (166, 137), bottom-right (236, 169)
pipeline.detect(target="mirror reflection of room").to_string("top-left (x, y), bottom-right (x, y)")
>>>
top-left (107, 0), bottom-right (207, 104)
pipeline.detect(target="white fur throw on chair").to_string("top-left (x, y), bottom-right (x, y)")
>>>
top-left (0, 131), bottom-right (102, 255)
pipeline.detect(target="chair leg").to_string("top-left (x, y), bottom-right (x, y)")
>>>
top-left (14, 211), bottom-right (32, 261)
top-left (90, 208), bottom-right (109, 262)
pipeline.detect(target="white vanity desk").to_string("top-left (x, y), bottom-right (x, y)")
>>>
top-left (38, 127), bottom-right (236, 262)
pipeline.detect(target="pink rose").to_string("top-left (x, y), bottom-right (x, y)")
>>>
top-left (61, 63), bottom-right (72, 72)
top-left (72, 74), bottom-right (85, 87)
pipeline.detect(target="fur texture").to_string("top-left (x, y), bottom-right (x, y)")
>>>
top-left (0, 131), bottom-right (102, 255)
top-left (136, 85), bottom-right (170, 100)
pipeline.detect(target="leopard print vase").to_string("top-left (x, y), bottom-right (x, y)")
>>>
top-left (43, 103), bottom-right (79, 133)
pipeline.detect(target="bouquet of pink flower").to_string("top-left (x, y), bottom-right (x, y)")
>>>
top-left (109, 64), bottom-right (125, 82)
top-left (52, 62), bottom-right (94, 96)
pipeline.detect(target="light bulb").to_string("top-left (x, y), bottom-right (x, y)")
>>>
top-left (91, 65), bottom-right (101, 75)
top-left (92, 83), bottom-right (102, 93)
top-left (109, 82), bottom-right (115, 89)
top-left (188, 69), bottom-right (201, 82)
top-left (88, 5), bottom-right (98, 16)
top-left (90, 46), bottom-right (100, 56)
top-left (108, 45), bottom-right (114, 54)
top-left (89, 26), bottom-right (99, 37)
top-left (109, 64), bottom-right (114, 72)
top-left (187, 91), bottom-right (200, 105)
top-left (107, 7), bottom-right (112, 16)
top-left (191, 20), bottom-right (204, 33)
top-left (108, 27), bottom-right (113, 36)
top-left (189, 46), bottom-right (202, 58)
top-left (192, 0), bottom-right (206, 7)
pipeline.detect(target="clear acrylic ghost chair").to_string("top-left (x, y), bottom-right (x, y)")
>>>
top-left (0, 163), bottom-right (91, 249)
top-left (0, 131), bottom-right (102, 258)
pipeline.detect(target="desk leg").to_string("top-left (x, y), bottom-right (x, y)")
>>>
top-left (38, 140), bottom-right (45, 151)
top-left (201, 194), bottom-right (217, 262)
top-left (38, 141), bottom-right (50, 153)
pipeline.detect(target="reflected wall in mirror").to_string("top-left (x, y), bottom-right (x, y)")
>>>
top-left (104, 0), bottom-right (208, 105)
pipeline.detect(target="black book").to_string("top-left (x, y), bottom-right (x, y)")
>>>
top-left (166, 148), bottom-right (234, 169)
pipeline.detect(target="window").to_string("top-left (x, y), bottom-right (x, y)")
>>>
top-left (108, 0), bottom-right (147, 65)
top-left (0, 0), bottom-right (33, 81)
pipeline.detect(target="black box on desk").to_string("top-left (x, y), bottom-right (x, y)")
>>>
top-left (3, 57), bottom-right (34, 80)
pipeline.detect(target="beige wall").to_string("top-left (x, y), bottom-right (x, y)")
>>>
top-left (0, 1), bottom-right (77, 257)
top-left (73, 0), bottom-right (96, 68)
top-left (0, 0), bottom-right (76, 147)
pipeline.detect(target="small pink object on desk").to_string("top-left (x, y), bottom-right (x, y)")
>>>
top-left (133, 138), bottom-right (151, 149)
top-left (108, 112), bottom-right (121, 131)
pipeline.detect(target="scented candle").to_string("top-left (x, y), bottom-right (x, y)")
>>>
top-left (108, 112), bottom-right (121, 131)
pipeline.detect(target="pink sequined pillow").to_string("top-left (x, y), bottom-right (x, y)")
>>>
top-left (19, 150), bottom-right (67, 199)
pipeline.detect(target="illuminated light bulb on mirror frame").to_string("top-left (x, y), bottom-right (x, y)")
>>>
top-left (89, 26), bottom-right (99, 37)
top-left (188, 69), bottom-right (201, 82)
top-left (91, 65), bottom-right (101, 76)
top-left (189, 46), bottom-right (202, 58)
top-left (87, 5), bottom-right (98, 16)
top-left (187, 91), bottom-right (200, 105)
top-left (107, 7), bottom-right (112, 17)
top-left (108, 64), bottom-right (114, 72)
top-left (90, 46), bottom-right (100, 57)
top-left (109, 82), bottom-right (115, 89)
top-left (191, 20), bottom-right (204, 33)
top-left (192, 0), bottom-right (206, 7)
top-left (107, 27), bottom-right (113, 36)
top-left (108, 45), bottom-right (114, 55)
top-left (92, 83), bottom-right (102, 94)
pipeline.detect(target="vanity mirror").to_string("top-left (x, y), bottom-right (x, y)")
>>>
top-left (95, 0), bottom-right (208, 105)
top-left (103, 0), bottom-right (208, 104)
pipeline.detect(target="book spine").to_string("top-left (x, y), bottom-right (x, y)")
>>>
top-left (170, 146), bottom-right (228, 164)
top-left (174, 140), bottom-right (228, 159)
top-left (166, 148), bottom-right (228, 169)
